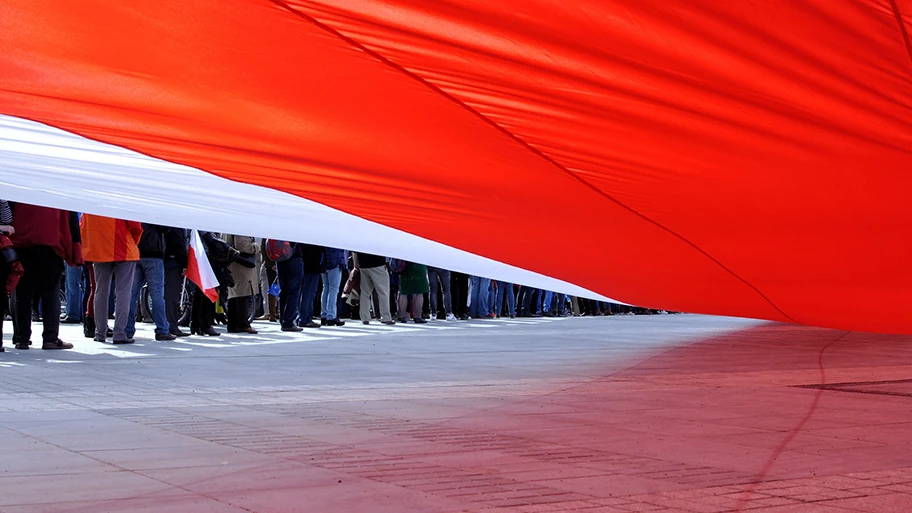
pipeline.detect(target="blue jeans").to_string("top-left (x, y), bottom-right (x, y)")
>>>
top-left (277, 257), bottom-right (304, 329)
top-left (487, 281), bottom-right (496, 315)
top-left (126, 257), bottom-right (170, 337)
top-left (543, 291), bottom-right (554, 313)
top-left (64, 264), bottom-right (83, 320)
top-left (468, 276), bottom-right (491, 318)
top-left (297, 272), bottom-right (320, 325)
top-left (320, 266), bottom-right (342, 320)
top-left (494, 281), bottom-right (515, 316)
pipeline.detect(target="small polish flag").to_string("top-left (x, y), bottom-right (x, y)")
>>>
top-left (187, 229), bottom-right (219, 302)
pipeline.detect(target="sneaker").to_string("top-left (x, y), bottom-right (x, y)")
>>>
top-left (93, 335), bottom-right (106, 342)
top-left (155, 333), bottom-right (177, 341)
top-left (42, 339), bottom-right (74, 350)
top-left (362, 320), bottom-right (370, 325)
top-left (282, 326), bottom-right (303, 332)
top-left (60, 316), bottom-right (81, 324)
top-left (413, 318), bottom-right (427, 324)
top-left (326, 318), bottom-right (345, 326)
top-left (170, 329), bottom-right (190, 337)
top-left (14, 342), bottom-right (29, 350)
top-left (445, 313), bottom-right (457, 321)
top-left (302, 322), bottom-right (321, 329)
top-left (112, 338), bottom-right (135, 345)
top-left (381, 320), bottom-right (396, 325)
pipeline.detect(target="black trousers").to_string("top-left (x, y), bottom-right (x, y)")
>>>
top-left (0, 262), bottom-right (8, 347)
top-left (451, 271), bottom-right (469, 318)
top-left (12, 246), bottom-right (64, 345)
top-left (226, 296), bottom-right (250, 331)
top-left (163, 259), bottom-right (183, 329)
top-left (189, 283), bottom-right (214, 333)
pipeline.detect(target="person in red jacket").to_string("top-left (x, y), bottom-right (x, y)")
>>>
top-left (9, 203), bottom-right (83, 350)
top-left (81, 214), bottom-right (143, 344)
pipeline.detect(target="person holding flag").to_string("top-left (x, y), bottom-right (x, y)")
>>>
top-left (187, 230), bottom-right (221, 336)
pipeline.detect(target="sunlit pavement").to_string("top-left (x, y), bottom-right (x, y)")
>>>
top-left (2, 314), bottom-right (912, 512)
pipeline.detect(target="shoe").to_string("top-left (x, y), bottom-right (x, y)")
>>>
top-left (14, 342), bottom-right (29, 350)
top-left (381, 320), bottom-right (396, 325)
top-left (155, 333), bottom-right (177, 341)
top-left (244, 327), bottom-right (259, 334)
top-left (202, 328), bottom-right (220, 336)
top-left (106, 328), bottom-right (114, 337)
top-left (282, 326), bottom-right (303, 332)
top-left (485, 313), bottom-right (496, 319)
top-left (112, 338), bottom-right (135, 345)
top-left (84, 317), bottom-right (96, 338)
top-left (43, 339), bottom-right (74, 350)
top-left (320, 318), bottom-right (327, 326)
top-left (362, 320), bottom-right (370, 325)
top-left (510, 314), bottom-right (516, 319)
top-left (170, 329), bottom-right (190, 337)
top-left (326, 318), bottom-right (345, 326)
top-left (413, 317), bottom-right (427, 324)
top-left (93, 335), bottom-right (106, 342)
top-left (302, 322), bottom-right (320, 328)
top-left (60, 316), bottom-right (81, 324)
top-left (0, 345), bottom-right (4, 352)
top-left (445, 313), bottom-right (457, 321)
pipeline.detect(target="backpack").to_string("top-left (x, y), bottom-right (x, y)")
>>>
top-left (264, 239), bottom-right (293, 262)
top-left (387, 258), bottom-right (409, 273)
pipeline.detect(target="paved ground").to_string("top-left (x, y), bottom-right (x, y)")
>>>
top-left (2, 315), bottom-right (912, 512)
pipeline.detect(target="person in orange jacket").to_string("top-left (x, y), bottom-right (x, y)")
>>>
top-left (81, 215), bottom-right (142, 344)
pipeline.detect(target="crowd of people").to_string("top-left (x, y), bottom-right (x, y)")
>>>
top-left (0, 201), bottom-right (671, 352)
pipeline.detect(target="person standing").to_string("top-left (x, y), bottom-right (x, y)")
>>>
top-left (352, 252), bottom-right (395, 325)
top-left (451, 271), bottom-right (470, 320)
top-left (468, 275), bottom-right (492, 319)
top-left (0, 200), bottom-right (17, 352)
top-left (320, 247), bottom-right (347, 326)
top-left (163, 227), bottom-right (189, 336)
top-left (125, 223), bottom-right (175, 341)
top-left (10, 203), bottom-right (82, 350)
top-left (276, 242), bottom-right (304, 332)
top-left (297, 243), bottom-right (323, 328)
top-left (494, 281), bottom-right (515, 318)
top-left (225, 234), bottom-right (259, 334)
top-left (397, 262), bottom-right (429, 323)
top-left (81, 214), bottom-right (142, 344)
top-left (427, 266), bottom-right (455, 321)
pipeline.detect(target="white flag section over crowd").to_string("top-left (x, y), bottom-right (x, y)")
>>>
top-left (0, 115), bottom-right (609, 301)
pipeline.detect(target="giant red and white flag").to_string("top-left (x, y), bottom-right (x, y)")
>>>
top-left (187, 230), bottom-right (219, 303)
top-left (2, 1), bottom-right (912, 333)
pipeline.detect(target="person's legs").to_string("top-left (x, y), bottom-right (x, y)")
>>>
top-left (226, 296), bottom-right (245, 331)
top-left (64, 264), bottom-right (82, 321)
top-left (373, 269), bottom-right (393, 322)
top-left (12, 247), bottom-right (39, 346)
top-left (143, 258), bottom-right (170, 335)
top-left (125, 260), bottom-right (147, 339)
top-left (410, 294), bottom-right (424, 319)
top-left (163, 260), bottom-right (182, 332)
top-left (439, 270), bottom-right (453, 316)
top-left (398, 293), bottom-right (409, 321)
top-left (487, 281), bottom-right (496, 316)
top-left (111, 261), bottom-right (137, 341)
top-left (506, 283), bottom-right (516, 316)
top-left (320, 271), bottom-right (330, 321)
top-left (298, 273), bottom-right (319, 325)
top-left (321, 266), bottom-right (341, 321)
top-left (468, 276), bottom-right (480, 317)
top-left (93, 262), bottom-right (114, 339)
top-left (427, 268), bottom-right (439, 318)
top-left (479, 278), bottom-right (491, 317)
top-left (278, 258), bottom-right (303, 330)
top-left (359, 268), bottom-right (376, 322)
top-left (35, 249), bottom-right (65, 345)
